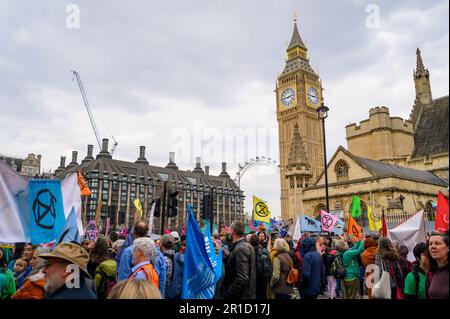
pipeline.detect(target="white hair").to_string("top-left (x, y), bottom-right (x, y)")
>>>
top-left (112, 239), bottom-right (125, 251)
top-left (133, 237), bottom-right (155, 260)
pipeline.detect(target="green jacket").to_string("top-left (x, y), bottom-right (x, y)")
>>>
top-left (0, 269), bottom-right (16, 299)
top-left (94, 259), bottom-right (117, 289)
top-left (342, 240), bottom-right (364, 281)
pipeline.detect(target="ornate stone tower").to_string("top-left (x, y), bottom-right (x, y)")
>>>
top-left (276, 19), bottom-right (324, 220)
top-left (410, 48), bottom-right (432, 127)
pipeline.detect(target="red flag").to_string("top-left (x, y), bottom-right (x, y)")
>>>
top-left (435, 191), bottom-right (449, 233)
top-left (381, 208), bottom-right (388, 237)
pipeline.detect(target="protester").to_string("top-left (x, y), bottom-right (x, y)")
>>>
top-left (270, 238), bottom-right (294, 299)
top-left (339, 237), bottom-right (365, 299)
top-left (13, 258), bottom-right (28, 289)
top-left (7, 243), bottom-right (25, 271)
top-left (129, 237), bottom-right (159, 290)
top-left (322, 246), bottom-right (336, 299)
top-left (299, 237), bottom-right (324, 299)
top-left (257, 231), bottom-right (268, 249)
top-left (169, 235), bottom-right (186, 299)
top-left (250, 234), bottom-right (271, 299)
top-left (426, 231), bottom-right (449, 299)
top-left (112, 239), bottom-right (125, 258)
top-left (403, 242), bottom-right (428, 299)
top-left (361, 236), bottom-right (378, 299)
top-left (12, 246), bottom-right (51, 299)
top-left (375, 237), bottom-right (404, 299)
top-left (160, 234), bottom-right (176, 298)
top-left (88, 237), bottom-right (110, 278)
top-left (0, 248), bottom-right (16, 299)
top-left (93, 247), bottom-right (117, 299)
top-left (219, 220), bottom-right (256, 299)
top-left (118, 221), bottom-right (149, 280)
top-left (40, 242), bottom-right (97, 299)
top-left (398, 245), bottom-right (413, 282)
top-left (107, 279), bottom-right (162, 299)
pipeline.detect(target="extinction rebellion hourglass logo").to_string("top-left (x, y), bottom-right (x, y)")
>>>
top-left (32, 189), bottom-right (57, 230)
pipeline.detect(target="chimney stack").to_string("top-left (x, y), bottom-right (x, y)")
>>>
top-left (165, 151), bottom-right (178, 170)
top-left (87, 144), bottom-right (94, 158)
top-left (205, 166), bottom-right (210, 175)
top-left (135, 145), bottom-right (149, 165)
top-left (96, 138), bottom-right (112, 159)
top-left (193, 157), bottom-right (204, 174)
top-left (71, 151), bottom-right (78, 164)
top-left (219, 161), bottom-right (230, 178)
top-left (60, 156), bottom-right (66, 168)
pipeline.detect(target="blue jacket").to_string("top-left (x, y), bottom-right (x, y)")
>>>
top-left (118, 244), bottom-right (167, 297)
top-left (44, 277), bottom-right (97, 299)
top-left (300, 238), bottom-right (324, 296)
top-left (168, 251), bottom-right (185, 299)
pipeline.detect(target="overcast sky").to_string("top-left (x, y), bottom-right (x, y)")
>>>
top-left (1, 0), bottom-right (448, 217)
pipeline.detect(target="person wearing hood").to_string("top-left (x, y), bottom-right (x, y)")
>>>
top-left (299, 237), bottom-right (324, 299)
top-left (0, 248), bottom-right (16, 299)
top-left (361, 237), bottom-right (378, 299)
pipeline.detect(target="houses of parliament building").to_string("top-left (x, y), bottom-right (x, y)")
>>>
top-left (277, 20), bottom-right (449, 227)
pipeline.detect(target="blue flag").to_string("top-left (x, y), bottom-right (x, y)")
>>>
top-left (28, 180), bottom-right (66, 244)
top-left (301, 216), bottom-right (322, 233)
top-left (332, 218), bottom-right (345, 236)
top-left (57, 207), bottom-right (81, 244)
top-left (182, 205), bottom-right (222, 299)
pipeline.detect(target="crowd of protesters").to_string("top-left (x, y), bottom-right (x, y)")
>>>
top-left (0, 218), bottom-right (448, 300)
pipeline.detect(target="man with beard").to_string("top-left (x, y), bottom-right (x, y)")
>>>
top-left (40, 242), bottom-right (97, 299)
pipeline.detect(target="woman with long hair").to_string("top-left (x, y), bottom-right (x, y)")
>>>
top-left (426, 231), bottom-right (449, 299)
top-left (375, 237), bottom-right (404, 299)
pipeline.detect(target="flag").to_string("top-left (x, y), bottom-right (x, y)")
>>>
top-left (388, 210), bottom-right (426, 262)
top-left (367, 206), bottom-right (382, 232)
top-left (61, 173), bottom-right (84, 237)
top-left (435, 191), bottom-right (449, 233)
top-left (0, 162), bottom-right (31, 243)
top-left (252, 195), bottom-right (271, 224)
top-left (347, 215), bottom-right (363, 239)
top-left (332, 218), bottom-right (345, 236)
top-left (28, 179), bottom-right (66, 244)
top-left (133, 198), bottom-right (143, 220)
top-left (182, 205), bottom-right (222, 299)
top-left (381, 208), bottom-right (388, 237)
top-left (76, 170), bottom-right (92, 196)
top-left (320, 210), bottom-right (338, 232)
top-left (57, 207), bottom-right (81, 244)
top-left (148, 201), bottom-right (156, 235)
top-left (292, 217), bottom-right (301, 241)
top-left (86, 220), bottom-right (99, 241)
top-left (300, 215), bottom-right (322, 233)
top-left (350, 195), bottom-right (362, 218)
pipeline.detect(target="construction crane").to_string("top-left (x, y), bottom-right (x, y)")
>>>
top-left (72, 70), bottom-right (118, 155)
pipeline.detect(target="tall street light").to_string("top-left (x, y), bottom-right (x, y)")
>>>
top-left (317, 103), bottom-right (330, 213)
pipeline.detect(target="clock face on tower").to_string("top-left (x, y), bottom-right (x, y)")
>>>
top-left (281, 88), bottom-right (295, 106)
top-left (306, 87), bottom-right (320, 106)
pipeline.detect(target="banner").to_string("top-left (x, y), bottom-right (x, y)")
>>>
top-left (252, 195), bottom-right (271, 224)
top-left (367, 206), bottom-right (382, 232)
top-left (76, 170), bottom-right (92, 196)
top-left (182, 205), bottom-right (222, 299)
top-left (347, 215), bottom-right (363, 239)
top-left (300, 215), bottom-right (321, 233)
top-left (0, 162), bottom-right (31, 243)
top-left (148, 201), bottom-right (156, 235)
top-left (321, 210), bottom-right (338, 232)
top-left (332, 218), bottom-right (345, 236)
top-left (57, 207), bottom-right (81, 244)
top-left (435, 191), bottom-right (449, 233)
top-left (388, 210), bottom-right (426, 262)
top-left (350, 195), bottom-right (362, 218)
top-left (28, 179), bottom-right (66, 244)
top-left (61, 173), bottom-right (84, 236)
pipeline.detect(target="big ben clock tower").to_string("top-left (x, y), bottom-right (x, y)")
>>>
top-left (277, 19), bottom-right (325, 220)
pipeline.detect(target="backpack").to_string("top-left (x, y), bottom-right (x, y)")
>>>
top-left (331, 254), bottom-right (346, 279)
top-left (411, 269), bottom-right (421, 298)
top-left (256, 248), bottom-right (272, 283)
top-left (96, 268), bottom-right (117, 299)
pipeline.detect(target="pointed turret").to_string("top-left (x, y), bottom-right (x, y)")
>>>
top-left (287, 20), bottom-right (307, 51)
top-left (416, 48), bottom-right (425, 73)
top-left (410, 48), bottom-right (432, 126)
top-left (287, 124), bottom-right (310, 168)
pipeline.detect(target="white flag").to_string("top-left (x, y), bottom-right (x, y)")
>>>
top-left (0, 162), bottom-right (31, 243)
top-left (61, 173), bottom-right (84, 236)
top-left (148, 201), bottom-right (156, 235)
top-left (388, 210), bottom-right (426, 262)
top-left (292, 216), bottom-right (302, 241)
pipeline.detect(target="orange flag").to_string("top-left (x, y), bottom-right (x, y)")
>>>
top-left (77, 170), bottom-right (92, 196)
top-left (348, 215), bottom-right (363, 239)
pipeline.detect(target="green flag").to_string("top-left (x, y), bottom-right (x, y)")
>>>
top-left (350, 195), bottom-right (362, 218)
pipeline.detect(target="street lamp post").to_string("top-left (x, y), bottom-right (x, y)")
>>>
top-left (317, 103), bottom-right (330, 213)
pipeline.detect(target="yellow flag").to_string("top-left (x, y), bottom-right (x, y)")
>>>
top-left (133, 198), bottom-right (143, 219)
top-left (253, 195), bottom-right (271, 223)
top-left (367, 206), bottom-right (382, 231)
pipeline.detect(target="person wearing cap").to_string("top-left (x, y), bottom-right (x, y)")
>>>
top-left (160, 234), bottom-right (175, 299)
top-left (170, 231), bottom-right (181, 252)
top-left (40, 243), bottom-right (97, 299)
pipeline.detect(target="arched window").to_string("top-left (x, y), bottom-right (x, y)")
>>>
top-left (314, 204), bottom-right (327, 220)
top-left (335, 160), bottom-right (349, 182)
